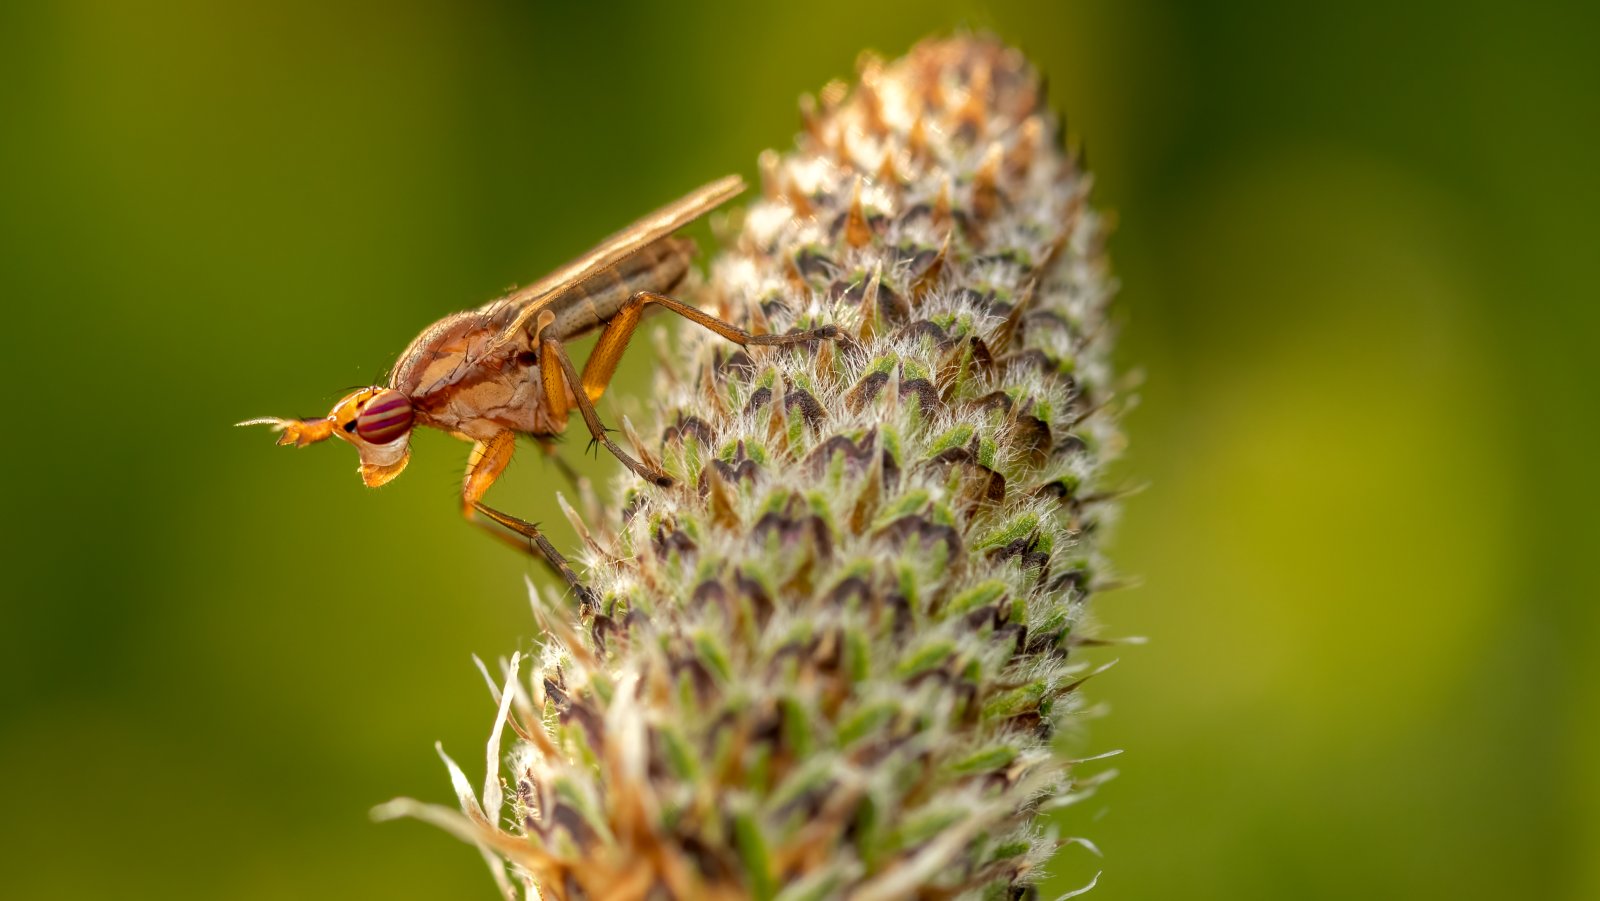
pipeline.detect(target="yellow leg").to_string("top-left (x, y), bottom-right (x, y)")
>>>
top-left (540, 339), bottom-right (571, 421)
top-left (462, 431), bottom-right (517, 510)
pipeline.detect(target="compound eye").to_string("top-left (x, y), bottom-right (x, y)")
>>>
top-left (354, 390), bottom-right (414, 444)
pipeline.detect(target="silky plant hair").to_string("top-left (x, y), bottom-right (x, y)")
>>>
top-left (378, 34), bottom-right (1131, 901)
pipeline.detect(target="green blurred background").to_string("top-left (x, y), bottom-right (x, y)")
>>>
top-left (3, 1), bottom-right (1595, 897)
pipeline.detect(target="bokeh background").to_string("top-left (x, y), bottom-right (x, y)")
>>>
top-left (3, 1), bottom-right (1595, 898)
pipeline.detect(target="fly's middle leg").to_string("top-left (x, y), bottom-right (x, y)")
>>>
top-left (540, 336), bottom-right (674, 487)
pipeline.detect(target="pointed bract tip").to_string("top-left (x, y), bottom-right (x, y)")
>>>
top-left (845, 177), bottom-right (872, 248)
top-left (972, 142), bottom-right (1003, 222)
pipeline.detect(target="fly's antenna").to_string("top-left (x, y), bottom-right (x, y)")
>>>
top-left (236, 415), bottom-right (335, 447)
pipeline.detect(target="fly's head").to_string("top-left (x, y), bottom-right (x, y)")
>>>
top-left (239, 387), bottom-right (416, 487)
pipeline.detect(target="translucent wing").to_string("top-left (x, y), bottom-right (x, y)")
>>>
top-left (479, 174), bottom-right (746, 349)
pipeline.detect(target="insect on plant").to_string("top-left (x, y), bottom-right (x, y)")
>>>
top-left (241, 175), bottom-right (837, 590)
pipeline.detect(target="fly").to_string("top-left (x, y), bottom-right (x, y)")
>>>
top-left (241, 175), bottom-right (837, 592)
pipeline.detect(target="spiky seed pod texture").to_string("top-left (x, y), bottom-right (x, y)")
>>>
top-left (379, 34), bottom-right (1126, 901)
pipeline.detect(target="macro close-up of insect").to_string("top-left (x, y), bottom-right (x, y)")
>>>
top-left (8, 6), bottom-right (1585, 898)
top-left (240, 175), bottom-right (836, 584)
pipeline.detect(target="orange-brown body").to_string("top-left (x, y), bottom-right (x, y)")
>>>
top-left (392, 236), bottom-right (694, 443)
top-left (241, 175), bottom-right (835, 590)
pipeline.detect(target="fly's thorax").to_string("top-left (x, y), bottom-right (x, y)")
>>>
top-left (390, 310), bottom-right (504, 398)
top-left (387, 235), bottom-right (698, 442)
top-left (417, 366), bottom-right (556, 441)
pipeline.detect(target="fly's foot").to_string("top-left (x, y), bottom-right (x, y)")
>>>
top-left (471, 501), bottom-right (598, 609)
top-left (749, 322), bottom-right (841, 347)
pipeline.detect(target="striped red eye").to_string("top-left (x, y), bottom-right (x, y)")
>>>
top-left (355, 390), bottom-right (414, 444)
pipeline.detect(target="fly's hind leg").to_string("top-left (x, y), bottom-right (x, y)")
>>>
top-left (463, 430), bottom-right (595, 608)
top-left (546, 290), bottom-right (839, 487)
top-left (578, 291), bottom-right (839, 406)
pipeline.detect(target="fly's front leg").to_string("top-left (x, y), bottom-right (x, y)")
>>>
top-left (578, 291), bottom-right (840, 405)
top-left (540, 336), bottom-right (674, 487)
top-left (463, 430), bottom-right (595, 607)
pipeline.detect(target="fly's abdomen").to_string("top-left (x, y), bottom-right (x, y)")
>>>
top-left (547, 236), bottom-right (695, 339)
